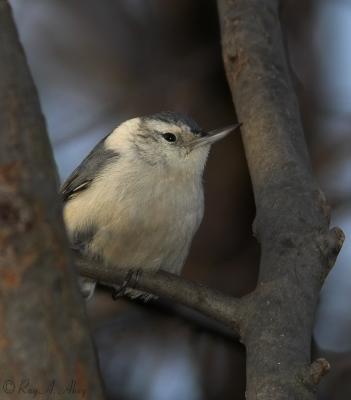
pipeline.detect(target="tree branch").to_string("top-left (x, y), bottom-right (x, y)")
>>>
top-left (0, 1), bottom-right (104, 397)
top-left (217, 0), bottom-right (344, 399)
top-left (76, 255), bottom-right (246, 338)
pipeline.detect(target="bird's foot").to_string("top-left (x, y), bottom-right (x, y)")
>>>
top-left (111, 269), bottom-right (142, 300)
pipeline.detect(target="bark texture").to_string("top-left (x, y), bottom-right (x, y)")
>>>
top-left (217, 0), bottom-right (344, 398)
top-left (0, 1), bottom-right (104, 398)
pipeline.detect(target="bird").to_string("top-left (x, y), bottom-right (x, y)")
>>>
top-left (61, 111), bottom-right (240, 300)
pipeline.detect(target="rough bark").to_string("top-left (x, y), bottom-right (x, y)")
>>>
top-left (217, 0), bottom-right (344, 399)
top-left (0, 1), bottom-right (104, 398)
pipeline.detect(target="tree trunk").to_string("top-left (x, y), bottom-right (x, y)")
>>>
top-left (0, 1), bottom-right (104, 398)
top-left (218, 0), bottom-right (344, 398)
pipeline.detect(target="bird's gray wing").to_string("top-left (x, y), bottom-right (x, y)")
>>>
top-left (61, 135), bottom-right (119, 202)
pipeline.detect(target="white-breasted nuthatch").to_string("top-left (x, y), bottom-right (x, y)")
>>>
top-left (61, 112), bottom-right (240, 300)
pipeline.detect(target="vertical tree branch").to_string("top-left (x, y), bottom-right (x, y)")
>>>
top-left (0, 1), bottom-right (104, 398)
top-left (217, 0), bottom-right (344, 399)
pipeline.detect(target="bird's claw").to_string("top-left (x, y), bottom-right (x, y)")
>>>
top-left (111, 269), bottom-right (142, 300)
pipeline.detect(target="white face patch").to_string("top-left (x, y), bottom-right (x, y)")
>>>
top-left (144, 119), bottom-right (183, 135)
top-left (105, 117), bottom-right (196, 153)
top-left (144, 119), bottom-right (199, 146)
top-left (103, 115), bottom-right (210, 172)
top-left (105, 117), bottom-right (141, 152)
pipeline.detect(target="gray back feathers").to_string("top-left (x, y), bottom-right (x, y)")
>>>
top-left (61, 135), bottom-right (119, 202)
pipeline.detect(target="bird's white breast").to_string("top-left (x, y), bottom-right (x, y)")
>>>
top-left (64, 156), bottom-right (204, 274)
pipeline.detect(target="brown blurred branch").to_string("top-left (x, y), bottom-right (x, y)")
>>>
top-left (0, 1), bottom-right (104, 398)
top-left (217, 0), bottom-right (344, 399)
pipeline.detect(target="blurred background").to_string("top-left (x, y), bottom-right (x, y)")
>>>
top-left (9, 0), bottom-right (351, 398)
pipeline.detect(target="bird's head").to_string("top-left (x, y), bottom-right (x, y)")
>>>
top-left (105, 111), bottom-right (240, 172)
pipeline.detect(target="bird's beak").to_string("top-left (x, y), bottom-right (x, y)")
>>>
top-left (190, 123), bottom-right (241, 149)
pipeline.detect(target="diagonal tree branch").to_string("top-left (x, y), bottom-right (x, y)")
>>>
top-left (217, 0), bottom-right (344, 399)
top-left (0, 1), bottom-right (104, 398)
top-left (76, 255), bottom-right (246, 338)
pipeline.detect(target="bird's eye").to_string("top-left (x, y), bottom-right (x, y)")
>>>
top-left (161, 133), bottom-right (177, 142)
